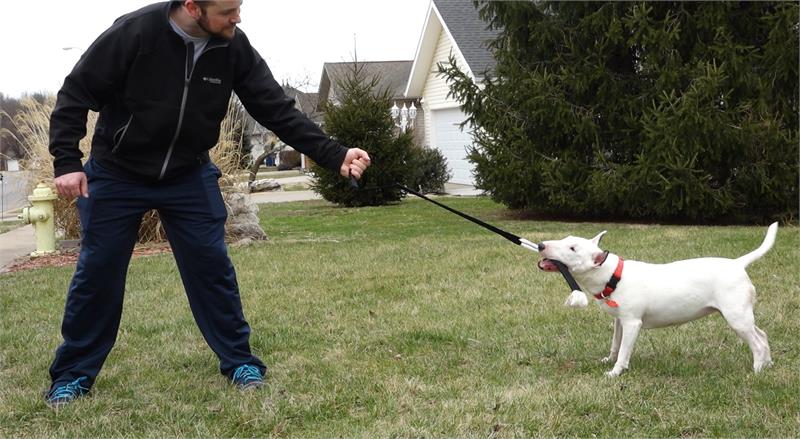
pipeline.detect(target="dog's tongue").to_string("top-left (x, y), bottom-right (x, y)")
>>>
top-left (538, 258), bottom-right (560, 272)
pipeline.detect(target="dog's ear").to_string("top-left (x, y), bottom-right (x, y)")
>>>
top-left (590, 230), bottom-right (607, 247)
top-left (593, 251), bottom-right (610, 267)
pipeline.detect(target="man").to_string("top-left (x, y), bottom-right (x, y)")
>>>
top-left (46, 0), bottom-right (370, 408)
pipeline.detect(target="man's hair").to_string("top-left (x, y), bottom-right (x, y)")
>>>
top-left (190, 0), bottom-right (211, 12)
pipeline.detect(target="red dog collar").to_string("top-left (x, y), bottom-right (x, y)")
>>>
top-left (594, 257), bottom-right (624, 305)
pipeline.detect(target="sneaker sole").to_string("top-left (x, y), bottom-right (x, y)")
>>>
top-left (46, 398), bottom-right (75, 410)
top-left (237, 381), bottom-right (264, 390)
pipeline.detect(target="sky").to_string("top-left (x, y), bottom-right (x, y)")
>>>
top-left (0, 0), bottom-right (431, 98)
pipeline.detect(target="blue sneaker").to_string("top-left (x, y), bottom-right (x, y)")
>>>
top-left (231, 364), bottom-right (264, 390)
top-left (46, 377), bottom-right (90, 409)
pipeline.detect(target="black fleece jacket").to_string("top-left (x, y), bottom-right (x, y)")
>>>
top-left (50, 1), bottom-right (347, 181)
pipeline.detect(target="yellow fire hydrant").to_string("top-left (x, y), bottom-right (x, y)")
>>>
top-left (18, 183), bottom-right (58, 257)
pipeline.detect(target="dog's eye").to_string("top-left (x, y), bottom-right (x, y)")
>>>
top-left (569, 246), bottom-right (577, 252)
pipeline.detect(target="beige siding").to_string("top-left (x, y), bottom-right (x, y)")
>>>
top-left (421, 27), bottom-right (469, 147)
top-left (423, 101), bottom-right (433, 147)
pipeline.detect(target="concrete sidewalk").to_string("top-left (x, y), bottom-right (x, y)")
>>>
top-left (248, 190), bottom-right (322, 203)
top-left (247, 179), bottom-right (482, 203)
top-left (0, 176), bottom-right (482, 273)
top-left (0, 224), bottom-right (35, 273)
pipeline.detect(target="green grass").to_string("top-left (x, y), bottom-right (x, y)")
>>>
top-left (0, 219), bottom-right (23, 234)
top-left (1, 197), bottom-right (798, 437)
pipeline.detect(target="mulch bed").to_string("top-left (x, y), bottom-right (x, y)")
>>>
top-left (4, 244), bottom-right (173, 273)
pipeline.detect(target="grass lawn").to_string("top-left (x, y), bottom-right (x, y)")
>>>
top-left (1, 197), bottom-right (798, 437)
top-left (0, 219), bottom-right (23, 234)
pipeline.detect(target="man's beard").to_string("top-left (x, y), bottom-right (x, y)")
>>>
top-left (197, 13), bottom-right (235, 40)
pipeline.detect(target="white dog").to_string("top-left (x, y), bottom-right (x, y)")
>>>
top-left (537, 223), bottom-right (778, 377)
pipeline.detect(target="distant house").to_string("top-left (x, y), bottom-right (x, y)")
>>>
top-left (317, 61), bottom-right (424, 146)
top-left (283, 85), bottom-right (323, 169)
top-left (0, 158), bottom-right (19, 172)
top-left (284, 84), bottom-right (323, 125)
top-left (405, 0), bottom-right (500, 185)
top-left (251, 62), bottom-right (422, 170)
top-left (248, 84), bottom-right (322, 169)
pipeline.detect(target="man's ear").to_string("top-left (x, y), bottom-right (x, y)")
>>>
top-left (590, 230), bottom-right (607, 247)
top-left (184, 0), bottom-right (202, 19)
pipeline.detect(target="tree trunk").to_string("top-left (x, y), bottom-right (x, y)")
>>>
top-left (248, 140), bottom-right (282, 183)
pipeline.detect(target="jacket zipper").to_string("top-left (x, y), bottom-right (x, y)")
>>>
top-left (111, 115), bottom-right (134, 153)
top-left (158, 42), bottom-right (227, 180)
top-left (159, 43), bottom-right (194, 180)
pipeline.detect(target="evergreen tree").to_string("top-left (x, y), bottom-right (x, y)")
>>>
top-left (440, 1), bottom-right (798, 222)
top-left (312, 63), bottom-right (416, 206)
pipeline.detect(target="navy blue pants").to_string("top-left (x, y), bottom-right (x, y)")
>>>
top-left (48, 159), bottom-right (265, 390)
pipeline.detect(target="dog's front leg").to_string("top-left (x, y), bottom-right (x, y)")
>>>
top-left (602, 318), bottom-right (622, 364)
top-left (605, 319), bottom-right (642, 377)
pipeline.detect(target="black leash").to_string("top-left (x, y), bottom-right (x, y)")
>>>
top-left (348, 174), bottom-right (580, 292)
top-left (394, 182), bottom-right (581, 292)
top-left (395, 183), bottom-right (539, 250)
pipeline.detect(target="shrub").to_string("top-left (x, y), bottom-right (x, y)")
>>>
top-left (440, 1), bottom-right (798, 223)
top-left (407, 146), bottom-right (451, 194)
top-left (311, 63), bottom-right (416, 207)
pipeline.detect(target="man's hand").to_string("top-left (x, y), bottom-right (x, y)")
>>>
top-left (340, 148), bottom-right (371, 180)
top-left (54, 172), bottom-right (89, 198)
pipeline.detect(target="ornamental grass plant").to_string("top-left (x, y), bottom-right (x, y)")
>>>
top-left (9, 95), bottom-right (250, 242)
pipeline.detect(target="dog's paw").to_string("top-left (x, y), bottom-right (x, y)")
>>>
top-left (601, 356), bottom-right (617, 364)
top-left (604, 367), bottom-right (625, 377)
top-left (754, 360), bottom-right (774, 373)
top-left (564, 290), bottom-right (588, 308)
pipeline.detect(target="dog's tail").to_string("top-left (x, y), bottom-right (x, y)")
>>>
top-left (736, 222), bottom-right (778, 268)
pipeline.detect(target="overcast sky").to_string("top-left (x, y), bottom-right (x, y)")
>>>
top-left (0, 0), bottom-right (430, 98)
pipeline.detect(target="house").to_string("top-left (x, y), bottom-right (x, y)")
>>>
top-left (279, 84), bottom-right (323, 169)
top-left (248, 84), bottom-right (321, 169)
top-left (317, 61), bottom-right (424, 146)
top-left (405, 0), bottom-right (500, 185)
top-left (0, 158), bottom-right (19, 172)
top-left (252, 63), bottom-right (421, 170)
top-left (283, 84), bottom-right (323, 125)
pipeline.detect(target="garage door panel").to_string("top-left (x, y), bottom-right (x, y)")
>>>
top-left (431, 107), bottom-right (475, 185)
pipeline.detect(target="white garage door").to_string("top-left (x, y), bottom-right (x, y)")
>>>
top-left (431, 107), bottom-right (475, 185)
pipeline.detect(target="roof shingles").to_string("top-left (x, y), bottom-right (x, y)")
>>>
top-left (433, 0), bottom-right (500, 76)
top-left (323, 61), bottom-right (414, 100)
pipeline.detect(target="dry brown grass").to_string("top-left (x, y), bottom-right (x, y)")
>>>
top-left (12, 95), bottom-right (249, 242)
top-left (11, 96), bottom-right (96, 240)
top-left (211, 97), bottom-right (248, 191)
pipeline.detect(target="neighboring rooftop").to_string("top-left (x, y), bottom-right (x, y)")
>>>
top-left (405, 0), bottom-right (501, 97)
top-left (282, 84), bottom-right (322, 123)
top-left (318, 61), bottom-right (415, 106)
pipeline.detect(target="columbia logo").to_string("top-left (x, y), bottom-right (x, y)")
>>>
top-left (202, 77), bottom-right (222, 85)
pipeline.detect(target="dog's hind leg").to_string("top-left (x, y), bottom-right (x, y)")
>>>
top-left (606, 319), bottom-right (642, 377)
top-left (602, 318), bottom-right (622, 364)
top-left (754, 325), bottom-right (773, 369)
top-left (720, 306), bottom-right (772, 372)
